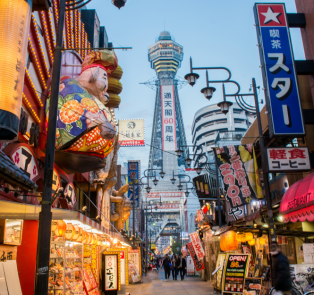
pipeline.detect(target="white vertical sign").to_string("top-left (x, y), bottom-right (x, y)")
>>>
top-left (105, 255), bottom-right (118, 291)
top-left (161, 85), bottom-right (176, 151)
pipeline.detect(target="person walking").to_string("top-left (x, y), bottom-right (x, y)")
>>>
top-left (162, 254), bottom-right (171, 281)
top-left (171, 255), bottom-right (177, 280)
top-left (156, 257), bottom-right (159, 270)
top-left (177, 254), bottom-right (186, 280)
top-left (270, 242), bottom-right (292, 295)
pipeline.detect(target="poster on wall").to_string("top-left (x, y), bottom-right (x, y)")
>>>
top-left (119, 119), bottom-right (145, 146)
top-left (244, 278), bottom-right (263, 295)
top-left (222, 254), bottom-right (250, 294)
top-left (110, 248), bottom-right (128, 285)
top-left (104, 254), bottom-right (118, 291)
top-left (128, 249), bottom-right (141, 283)
top-left (161, 85), bottom-right (176, 151)
top-left (213, 145), bottom-right (263, 208)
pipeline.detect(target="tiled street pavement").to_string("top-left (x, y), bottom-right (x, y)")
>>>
top-left (125, 268), bottom-right (216, 295)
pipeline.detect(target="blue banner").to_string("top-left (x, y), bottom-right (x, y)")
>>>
top-left (254, 3), bottom-right (305, 136)
top-left (128, 161), bottom-right (140, 207)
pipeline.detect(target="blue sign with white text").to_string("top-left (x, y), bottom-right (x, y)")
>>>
top-left (255, 3), bottom-right (305, 136)
top-left (128, 161), bottom-right (140, 207)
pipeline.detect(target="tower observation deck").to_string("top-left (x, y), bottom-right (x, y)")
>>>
top-left (148, 31), bottom-right (188, 191)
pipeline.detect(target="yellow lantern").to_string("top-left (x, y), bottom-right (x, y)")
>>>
top-left (81, 231), bottom-right (87, 244)
top-left (57, 220), bottom-right (66, 237)
top-left (0, 0), bottom-right (32, 139)
top-left (72, 225), bottom-right (79, 241)
top-left (248, 239), bottom-right (256, 246)
top-left (259, 237), bottom-right (266, 245)
top-left (220, 231), bottom-right (238, 252)
top-left (65, 224), bottom-right (74, 240)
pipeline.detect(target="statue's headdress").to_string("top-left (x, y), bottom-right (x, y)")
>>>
top-left (81, 50), bottom-right (118, 76)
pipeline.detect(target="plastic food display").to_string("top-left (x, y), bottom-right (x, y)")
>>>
top-left (49, 241), bottom-right (84, 294)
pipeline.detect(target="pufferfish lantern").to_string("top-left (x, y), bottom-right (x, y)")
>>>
top-left (46, 50), bottom-right (118, 174)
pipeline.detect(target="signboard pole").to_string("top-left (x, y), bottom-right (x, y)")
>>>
top-left (133, 180), bottom-right (135, 248)
top-left (252, 78), bottom-right (276, 242)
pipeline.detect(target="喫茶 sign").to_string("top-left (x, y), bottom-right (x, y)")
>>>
top-left (254, 3), bottom-right (305, 137)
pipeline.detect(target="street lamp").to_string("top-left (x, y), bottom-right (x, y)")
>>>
top-left (146, 186), bottom-right (151, 193)
top-left (177, 184), bottom-right (183, 191)
top-left (153, 172), bottom-right (158, 186)
top-left (195, 166), bottom-right (202, 175)
top-left (159, 170), bottom-right (165, 179)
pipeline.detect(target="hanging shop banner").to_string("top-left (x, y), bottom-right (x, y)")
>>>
top-left (189, 232), bottom-right (205, 261)
top-left (244, 278), bottom-right (263, 295)
top-left (267, 147), bottom-right (311, 172)
top-left (128, 161), bottom-right (140, 208)
top-left (254, 3), bottom-right (305, 137)
top-left (214, 145), bottom-right (263, 208)
top-left (161, 85), bottom-right (176, 151)
top-left (222, 254), bottom-right (250, 294)
top-left (186, 243), bottom-right (205, 272)
top-left (0, 0), bottom-right (32, 140)
top-left (128, 248), bottom-right (141, 283)
top-left (51, 168), bottom-right (61, 208)
top-left (226, 201), bottom-right (245, 223)
top-left (119, 119), bottom-right (145, 146)
top-left (103, 252), bottom-right (120, 291)
top-left (91, 245), bottom-right (99, 286)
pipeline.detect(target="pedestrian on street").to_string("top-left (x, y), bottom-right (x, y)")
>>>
top-left (156, 257), bottom-right (159, 270)
top-left (177, 254), bottom-right (186, 280)
top-left (171, 254), bottom-right (177, 280)
top-left (270, 242), bottom-right (292, 295)
top-left (162, 254), bottom-right (171, 281)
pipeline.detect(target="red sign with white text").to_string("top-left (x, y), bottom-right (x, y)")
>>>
top-left (189, 232), bottom-right (205, 261)
top-left (187, 243), bottom-right (205, 272)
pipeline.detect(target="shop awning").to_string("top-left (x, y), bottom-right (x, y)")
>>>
top-left (279, 172), bottom-right (314, 223)
top-left (0, 200), bottom-right (122, 238)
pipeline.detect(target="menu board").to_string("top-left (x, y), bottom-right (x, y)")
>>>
top-left (222, 254), bottom-right (250, 294)
top-left (244, 278), bottom-right (262, 295)
top-left (213, 253), bottom-right (226, 291)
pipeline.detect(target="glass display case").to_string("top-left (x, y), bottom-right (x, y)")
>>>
top-left (0, 219), bottom-right (23, 245)
top-left (48, 241), bottom-right (84, 295)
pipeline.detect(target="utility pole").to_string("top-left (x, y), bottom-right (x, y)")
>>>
top-left (35, 0), bottom-right (66, 293)
top-left (216, 161), bottom-right (222, 227)
top-left (132, 180), bottom-right (135, 248)
top-left (145, 203), bottom-right (148, 274)
top-left (252, 78), bottom-right (276, 242)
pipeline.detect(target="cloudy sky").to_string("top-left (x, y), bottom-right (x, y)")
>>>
top-left (87, 0), bottom-right (305, 173)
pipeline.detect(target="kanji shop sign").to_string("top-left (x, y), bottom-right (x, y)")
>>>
top-left (64, 182), bottom-right (76, 209)
top-left (186, 242), bottom-right (205, 272)
top-left (214, 145), bottom-right (263, 208)
top-left (189, 232), bottom-right (205, 261)
top-left (254, 3), bottom-right (305, 136)
top-left (267, 147), bottom-right (311, 172)
top-left (147, 203), bottom-right (180, 211)
top-left (161, 85), bottom-right (177, 151)
top-left (128, 161), bottom-right (140, 207)
top-left (104, 253), bottom-right (119, 291)
top-left (146, 192), bottom-right (183, 199)
top-left (119, 119), bottom-right (145, 146)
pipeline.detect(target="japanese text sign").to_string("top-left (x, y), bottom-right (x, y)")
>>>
top-left (189, 232), bottom-right (205, 261)
top-left (214, 145), bottom-right (263, 208)
top-left (267, 147), bottom-right (311, 172)
top-left (186, 243), bottom-right (205, 272)
top-left (161, 85), bottom-right (177, 151)
top-left (222, 254), bottom-right (250, 294)
top-left (104, 254), bottom-right (118, 291)
top-left (128, 161), bottom-right (141, 207)
top-left (119, 119), bottom-right (145, 146)
top-left (254, 3), bottom-right (305, 136)
top-left (91, 245), bottom-right (99, 285)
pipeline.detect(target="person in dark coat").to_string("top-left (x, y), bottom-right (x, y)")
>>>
top-left (162, 254), bottom-right (171, 281)
top-left (177, 254), bottom-right (187, 280)
top-left (271, 242), bottom-right (292, 294)
top-left (171, 255), bottom-right (177, 280)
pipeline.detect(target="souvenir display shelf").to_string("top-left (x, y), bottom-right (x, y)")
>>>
top-left (48, 241), bottom-right (84, 295)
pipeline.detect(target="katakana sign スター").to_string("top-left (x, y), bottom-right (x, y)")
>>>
top-left (161, 85), bottom-right (177, 151)
top-left (254, 3), bottom-right (305, 136)
top-left (267, 147), bottom-right (311, 172)
top-left (128, 161), bottom-right (141, 208)
top-left (119, 119), bottom-right (145, 146)
top-left (189, 232), bottom-right (205, 261)
top-left (214, 145), bottom-right (263, 208)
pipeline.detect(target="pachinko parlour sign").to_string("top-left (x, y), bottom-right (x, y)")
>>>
top-left (213, 145), bottom-right (263, 208)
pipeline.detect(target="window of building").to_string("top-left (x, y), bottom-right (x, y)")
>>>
top-left (206, 141), bottom-right (215, 146)
top-left (233, 109), bottom-right (243, 114)
top-left (216, 119), bottom-right (227, 124)
top-left (234, 118), bottom-right (246, 124)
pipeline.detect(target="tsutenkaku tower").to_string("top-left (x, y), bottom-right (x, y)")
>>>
top-left (148, 31), bottom-right (188, 191)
